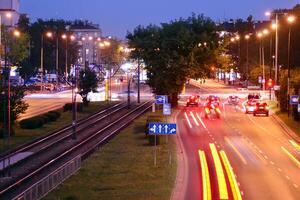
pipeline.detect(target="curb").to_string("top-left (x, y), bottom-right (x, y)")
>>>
top-left (271, 114), bottom-right (300, 143)
top-left (170, 109), bottom-right (187, 200)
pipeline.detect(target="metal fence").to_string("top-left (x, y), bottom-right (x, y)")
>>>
top-left (14, 155), bottom-right (81, 200)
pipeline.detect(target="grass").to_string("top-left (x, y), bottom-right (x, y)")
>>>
top-left (44, 112), bottom-right (177, 200)
top-left (0, 101), bottom-right (114, 153)
top-left (267, 100), bottom-right (300, 137)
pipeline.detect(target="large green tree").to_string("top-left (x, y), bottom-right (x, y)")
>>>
top-left (127, 14), bottom-right (221, 105)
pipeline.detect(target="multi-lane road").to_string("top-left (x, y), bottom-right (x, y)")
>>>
top-left (174, 80), bottom-right (300, 200)
top-left (20, 80), bottom-right (151, 120)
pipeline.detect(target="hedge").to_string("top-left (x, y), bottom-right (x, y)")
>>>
top-left (19, 110), bottom-right (61, 129)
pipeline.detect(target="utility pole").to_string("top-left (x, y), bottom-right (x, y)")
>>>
top-left (72, 66), bottom-right (78, 140)
top-left (56, 34), bottom-right (59, 90)
top-left (275, 14), bottom-right (279, 85)
top-left (137, 59), bottom-right (140, 103)
top-left (287, 26), bottom-right (292, 117)
top-left (40, 34), bottom-right (44, 91)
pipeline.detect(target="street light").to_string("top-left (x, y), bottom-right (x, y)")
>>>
top-left (3, 29), bottom-right (21, 176)
top-left (287, 15), bottom-right (296, 117)
top-left (62, 34), bottom-right (76, 79)
top-left (245, 34), bottom-right (250, 87)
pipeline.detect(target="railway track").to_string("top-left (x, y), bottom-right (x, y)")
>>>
top-left (0, 101), bottom-right (152, 199)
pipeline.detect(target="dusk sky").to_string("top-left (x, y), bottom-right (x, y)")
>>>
top-left (21, 0), bottom-right (299, 38)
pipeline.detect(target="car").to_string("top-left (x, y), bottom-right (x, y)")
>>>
top-left (228, 95), bottom-right (239, 105)
top-left (248, 93), bottom-right (260, 100)
top-left (204, 101), bottom-right (221, 119)
top-left (245, 100), bottom-right (258, 114)
top-left (207, 95), bottom-right (220, 104)
top-left (186, 95), bottom-right (200, 107)
top-left (253, 102), bottom-right (269, 116)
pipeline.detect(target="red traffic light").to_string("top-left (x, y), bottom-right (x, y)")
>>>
top-left (266, 79), bottom-right (274, 88)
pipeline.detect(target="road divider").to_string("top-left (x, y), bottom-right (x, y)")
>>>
top-left (281, 146), bottom-right (300, 168)
top-left (198, 150), bottom-right (212, 200)
top-left (190, 111), bottom-right (199, 126)
top-left (224, 137), bottom-right (247, 165)
top-left (289, 140), bottom-right (300, 152)
top-left (209, 143), bottom-right (229, 199)
top-left (184, 112), bottom-right (192, 128)
top-left (196, 113), bottom-right (207, 129)
top-left (220, 150), bottom-right (243, 200)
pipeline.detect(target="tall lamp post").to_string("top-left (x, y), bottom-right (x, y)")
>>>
top-left (2, 29), bottom-right (21, 176)
top-left (40, 31), bottom-right (53, 90)
top-left (245, 34), bottom-right (250, 87)
top-left (62, 34), bottom-right (75, 80)
top-left (287, 15), bottom-right (296, 117)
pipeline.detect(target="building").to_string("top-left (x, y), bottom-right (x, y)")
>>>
top-left (71, 21), bottom-right (102, 66)
top-left (0, 0), bottom-right (20, 26)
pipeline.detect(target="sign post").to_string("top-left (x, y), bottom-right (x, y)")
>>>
top-left (149, 122), bottom-right (176, 167)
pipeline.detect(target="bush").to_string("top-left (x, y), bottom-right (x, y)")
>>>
top-left (20, 116), bottom-right (44, 129)
top-left (63, 103), bottom-right (83, 112)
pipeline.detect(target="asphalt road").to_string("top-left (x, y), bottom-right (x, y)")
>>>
top-left (20, 80), bottom-right (152, 120)
top-left (176, 79), bottom-right (300, 200)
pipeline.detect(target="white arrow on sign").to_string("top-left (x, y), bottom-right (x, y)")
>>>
top-left (158, 125), bottom-right (162, 133)
top-left (170, 128), bottom-right (176, 133)
top-left (150, 124), bottom-right (157, 133)
top-left (164, 125), bottom-right (168, 133)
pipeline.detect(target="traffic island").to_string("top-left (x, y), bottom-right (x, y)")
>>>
top-left (44, 112), bottom-right (177, 200)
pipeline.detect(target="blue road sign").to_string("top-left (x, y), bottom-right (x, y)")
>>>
top-left (163, 103), bottom-right (171, 115)
top-left (298, 104), bottom-right (300, 113)
top-left (155, 95), bottom-right (168, 104)
top-left (290, 95), bottom-right (299, 105)
top-left (148, 123), bottom-right (176, 135)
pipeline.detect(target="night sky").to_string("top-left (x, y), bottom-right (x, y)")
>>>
top-left (20, 0), bottom-right (298, 38)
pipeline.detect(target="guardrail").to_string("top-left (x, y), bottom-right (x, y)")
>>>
top-left (13, 155), bottom-right (81, 200)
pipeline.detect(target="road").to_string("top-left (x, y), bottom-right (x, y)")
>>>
top-left (20, 80), bottom-right (151, 120)
top-left (174, 79), bottom-right (300, 200)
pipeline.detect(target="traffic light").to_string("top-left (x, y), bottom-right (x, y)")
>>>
top-left (266, 79), bottom-right (274, 89)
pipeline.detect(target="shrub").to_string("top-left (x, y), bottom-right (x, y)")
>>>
top-left (20, 116), bottom-right (44, 129)
top-left (63, 103), bottom-right (83, 112)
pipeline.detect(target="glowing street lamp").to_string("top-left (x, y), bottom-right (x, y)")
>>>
top-left (263, 29), bottom-right (269, 35)
top-left (13, 30), bottom-right (21, 37)
top-left (46, 31), bottom-right (53, 38)
top-left (287, 15), bottom-right (296, 116)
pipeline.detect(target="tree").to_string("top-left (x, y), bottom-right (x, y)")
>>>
top-left (98, 38), bottom-right (125, 77)
top-left (78, 68), bottom-right (98, 106)
top-left (0, 76), bottom-right (28, 135)
top-left (127, 14), bottom-right (220, 105)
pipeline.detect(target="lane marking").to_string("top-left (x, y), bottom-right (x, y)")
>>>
top-left (220, 150), bottom-right (243, 200)
top-left (289, 140), bottom-right (300, 152)
top-left (184, 112), bottom-right (192, 128)
top-left (190, 111), bottom-right (199, 126)
top-left (196, 113), bottom-right (207, 129)
top-left (199, 150), bottom-right (212, 200)
top-left (246, 114), bottom-right (268, 132)
top-left (209, 143), bottom-right (229, 199)
top-left (224, 137), bottom-right (247, 165)
top-left (281, 146), bottom-right (300, 168)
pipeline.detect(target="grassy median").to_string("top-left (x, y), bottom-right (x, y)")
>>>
top-left (0, 101), bottom-right (113, 153)
top-left (44, 112), bottom-right (177, 200)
